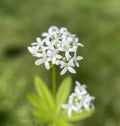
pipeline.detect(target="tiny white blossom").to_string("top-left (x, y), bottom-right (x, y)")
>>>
top-left (60, 27), bottom-right (68, 33)
top-left (62, 93), bottom-right (79, 117)
top-left (35, 51), bottom-right (50, 70)
top-left (62, 81), bottom-right (95, 117)
top-left (80, 94), bottom-right (95, 111)
top-left (60, 59), bottom-right (76, 75)
top-left (27, 26), bottom-right (84, 74)
top-left (47, 49), bottom-right (62, 64)
top-left (73, 56), bottom-right (83, 67)
top-left (75, 81), bottom-right (87, 96)
top-left (31, 37), bottom-right (42, 46)
top-left (27, 46), bottom-right (42, 57)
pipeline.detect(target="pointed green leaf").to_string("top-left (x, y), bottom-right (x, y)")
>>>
top-left (28, 93), bottom-right (54, 124)
top-left (62, 109), bottom-right (95, 121)
top-left (56, 77), bottom-right (72, 113)
top-left (28, 93), bottom-right (50, 112)
top-left (34, 76), bottom-right (55, 109)
top-left (32, 109), bottom-right (53, 124)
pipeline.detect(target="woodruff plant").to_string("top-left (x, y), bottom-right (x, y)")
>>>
top-left (27, 26), bottom-right (95, 126)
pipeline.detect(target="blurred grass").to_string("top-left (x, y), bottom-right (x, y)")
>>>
top-left (0, 0), bottom-right (120, 126)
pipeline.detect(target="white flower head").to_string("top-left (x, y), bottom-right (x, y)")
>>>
top-left (75, 81), bottom-right (87, 97)
top-left (62, 94), bottom-right (75, 117)
top-left (62, 81), bottom-right (95, 117)
top-left (28, 26), bottom-right (84, 75)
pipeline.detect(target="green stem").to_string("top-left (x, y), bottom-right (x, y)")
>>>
top-left (52, 65), bottom-right (56, 97)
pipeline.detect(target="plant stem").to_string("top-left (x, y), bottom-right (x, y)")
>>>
top-left (52, 65), bottom-right (56, 97)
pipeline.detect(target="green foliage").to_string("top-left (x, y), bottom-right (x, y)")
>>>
top-left (28, 76), bottom-right (94, 126)
top-left (56, 77), bottom-right (72, 113)
top-left (34, 76), bottom-right (55, 109)
top-left (28, 77), bottom-right (55, 124)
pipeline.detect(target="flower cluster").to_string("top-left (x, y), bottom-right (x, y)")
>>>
top-left (27, 26), bottom-right (84, 75)
top-left (62, 81), bottom-right (95, 117)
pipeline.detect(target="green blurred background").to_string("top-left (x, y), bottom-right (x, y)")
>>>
top-left (0, 0), bottom-right (120, 126)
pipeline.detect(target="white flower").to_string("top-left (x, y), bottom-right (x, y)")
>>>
top-left (80, 94), bottom-right (95, 111)
top-left (60, 58), bottom-right (76, 75)
top-left (47, 49), bottom-right (62, 64)
top-left (62, 81), bottom-right (95, 117)
top-left (27, 26), bottom-right (84, 74)
top-left (27, 46), bottom-right (42, 57)
top-left (75, 81), bottom-right (87, 97)
top-left (42, 26), bottom-right (60, 39)
top-left (60, 27), bottom-right (68, 33)
top-left (62, 93), bottom-right (79, 117)
top-left (31, 37), bottom-right (43, 46)
top-left (35, 51), bottom-right (50, 70)
top-left (73, 55), bottom-right (83, 67)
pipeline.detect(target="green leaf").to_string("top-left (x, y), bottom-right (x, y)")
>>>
top-left (28, 93), bottom-right (54, 124)
top-left (32, 109), bottom-right (52, 124)
top-left (56, 77), bottom-right (72, 113)
top-left (28, 93), bottom-right (50, 112)
top-left (34, 76), bottom-right (55, 109)
top-left (62, 109), bottom-right (95, 122)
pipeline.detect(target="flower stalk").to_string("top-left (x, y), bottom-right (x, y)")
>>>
top-left (52, 65), bottom-right (56, 97)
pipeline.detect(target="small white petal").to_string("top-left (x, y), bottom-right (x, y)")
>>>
top-left (75, 81), bottom-right (81, 85)
top-left (75, 62), bottom-right (79, 67)
top-left (75, 37), bottom-right (79, 42)
top-left (67, 37), bottom-right (73, 42)
top-left (35, 53), bottom-right (43, 57)
top-left (68, 108), bottom-right (72, 117)
top-left (55, 60), bottom-right (61, 65)
top-left (65, 51), bottom-right (70, 60)
top-left (62, 34), bottom-right (67, 41)
top-left (42, 32), bottom-right (49, 37)
top-left (76, 56), bottom-right (83, 60)
top-left (56, 54), bottom-right (62, 59)
top-left (78, 43), bottom-right (84, 47)
top-left (45, 61), bottom-right (50, 70)
top-left (62, 104), bottom-right (68, 109)
top-left (35, 59), bottom-right (43, 65)
top-left (31, 42), bottom-right (37, 45)
top-left (60, 27), bottom-right (68, 33)
top-left (27, 46), bottom-right (33, 53)
top-left (36, 37), bottom-right (41, 42)
top-left (60, 67), bottom-right (67, 75)
top-left (84, 103), bottom-right (90, 111)
top-left (52, 57), bottom-right (56, 64)
top-left (48, 26), bottom-right (59, 34)
top-left (45, 40), bottom-right (52, 46)
top-left (27, 46), bottom-right (39, 56)
top-left (68, 67), bottom-right (76, 74)
top-left (69, 47), bottom-right (77, 52)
